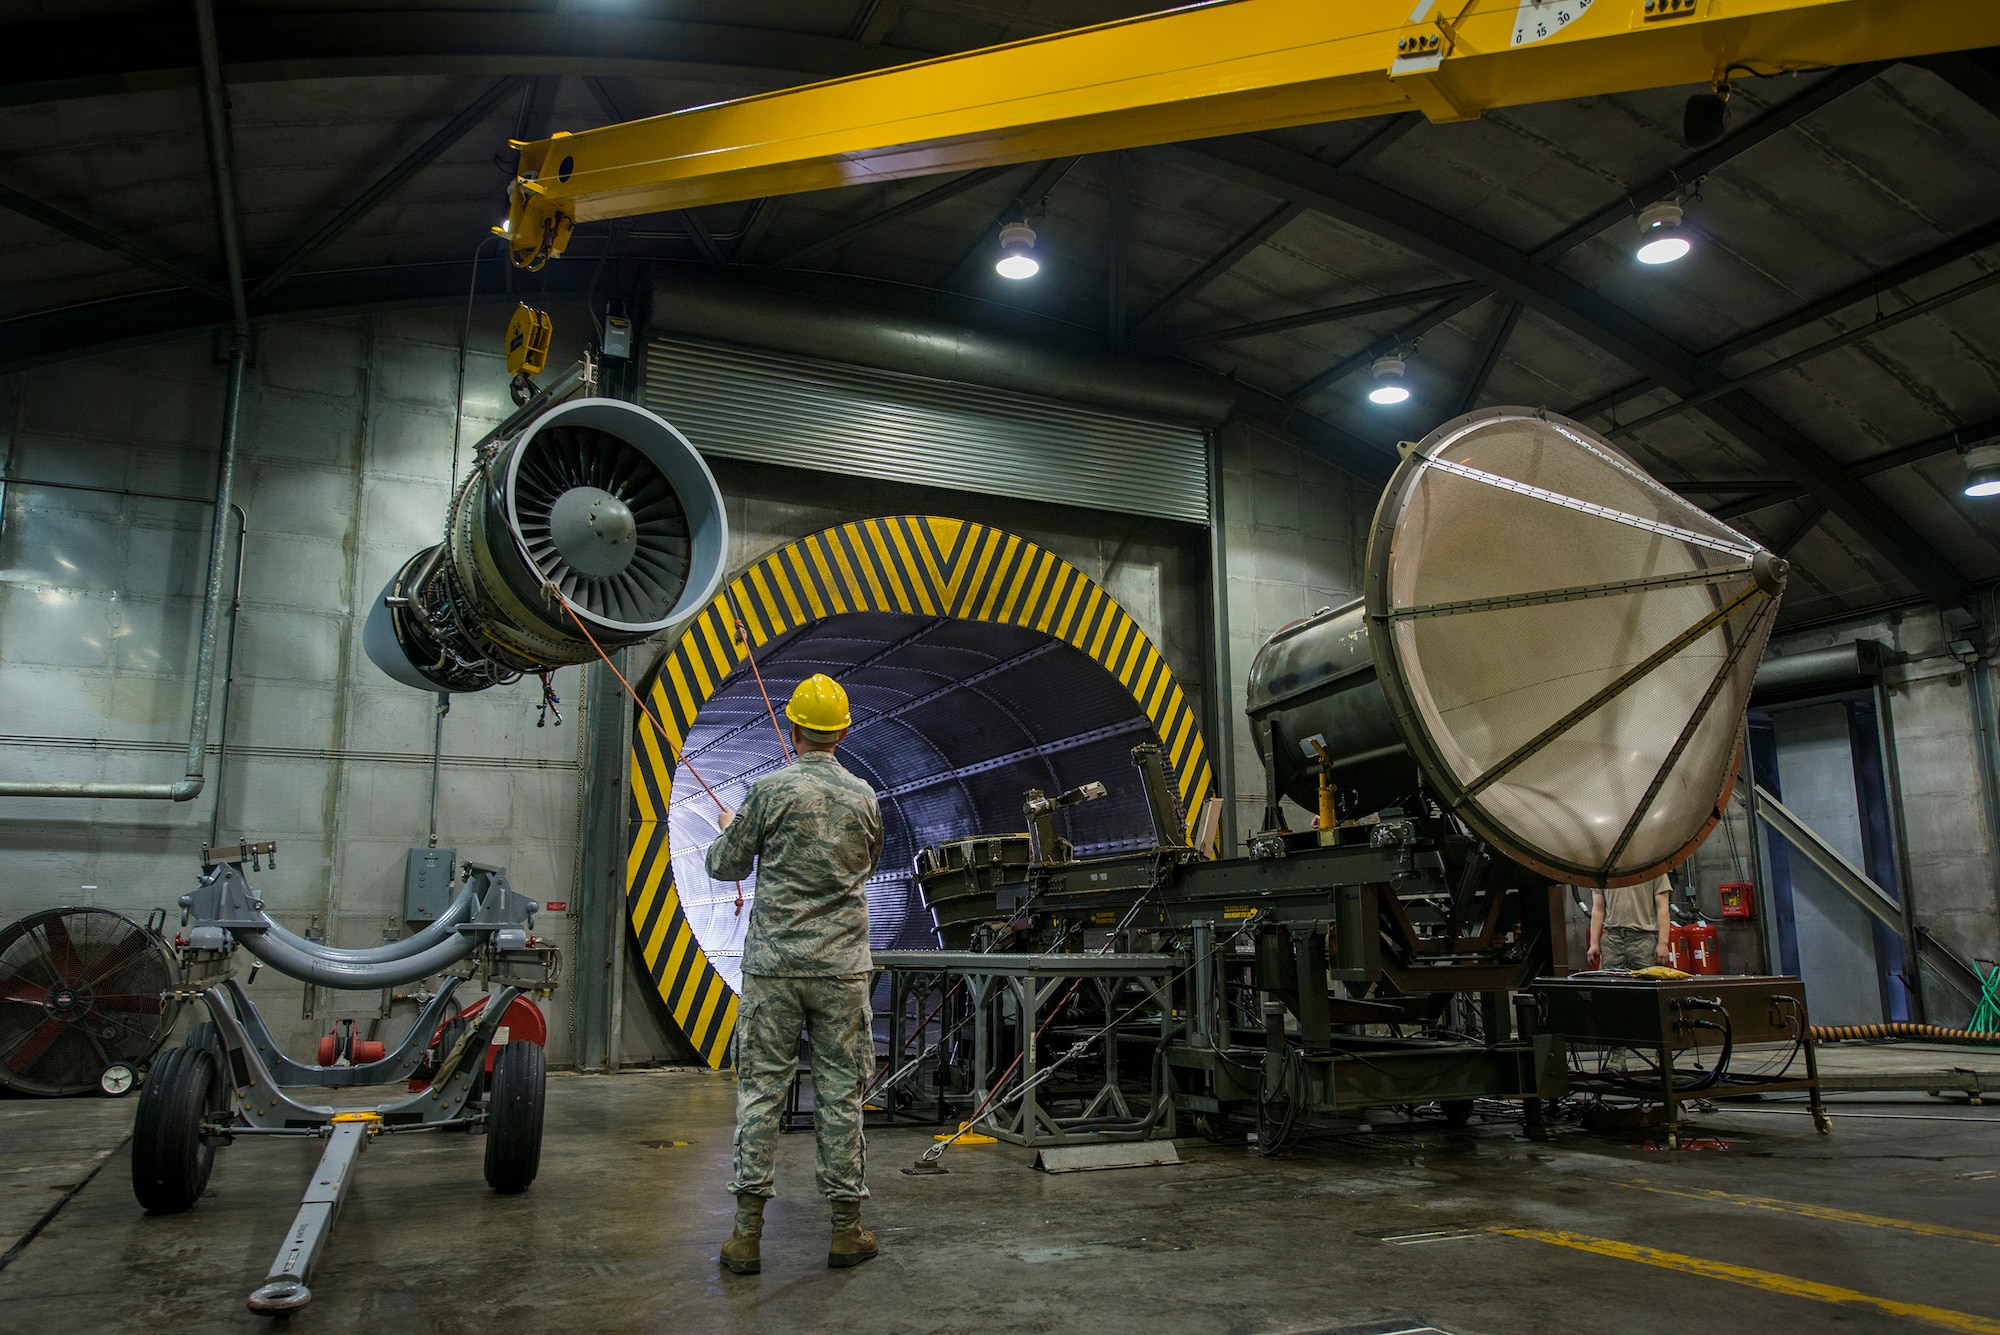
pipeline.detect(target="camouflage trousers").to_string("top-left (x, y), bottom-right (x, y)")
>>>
top-left (1600, 927), bottom-right (1660, 971)
top-left (728, 972), bottom-right (873, 1202)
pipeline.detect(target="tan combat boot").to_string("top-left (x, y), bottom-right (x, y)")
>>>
top-left (719, 1195), bottom-right (765, 1275)
top-left (827, 1199), bottom-right (878, 1268)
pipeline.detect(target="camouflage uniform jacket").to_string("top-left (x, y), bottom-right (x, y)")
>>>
top-left (705, 751), bottom-right (882, 977)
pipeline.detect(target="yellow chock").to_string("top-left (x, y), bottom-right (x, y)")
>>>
top-left (936, 1120), bottom-right (997, 1145)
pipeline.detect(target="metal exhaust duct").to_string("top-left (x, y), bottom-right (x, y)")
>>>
top-left (1249, 407), bottom-right (1786, 888)
top-left (365, 397), bottom-right (728, 693)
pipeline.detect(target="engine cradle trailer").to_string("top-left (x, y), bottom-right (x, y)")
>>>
top-left (134, 846), bottom-right (560, 1315)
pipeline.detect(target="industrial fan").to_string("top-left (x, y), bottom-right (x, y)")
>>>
top-left (0, 906), bottom-right (179, 1097)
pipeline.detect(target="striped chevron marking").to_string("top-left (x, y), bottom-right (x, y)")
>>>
top-left (625, 515), bottom-right (1213, 1069)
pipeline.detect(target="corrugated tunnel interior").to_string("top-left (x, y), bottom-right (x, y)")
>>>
top-left (665, 610), bottom-right (1162, 990)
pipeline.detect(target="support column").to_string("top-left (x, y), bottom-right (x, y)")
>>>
top-left (574, 653), bottom-right (632, 1071)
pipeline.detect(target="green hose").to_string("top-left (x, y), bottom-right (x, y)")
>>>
top-left (1971, 961), bottom-right (2000, 1036)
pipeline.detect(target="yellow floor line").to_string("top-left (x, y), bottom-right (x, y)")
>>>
top-left (1607, 1179), bottom-right (2000, 1247)
top-left (1496, 1227), bottom-right (2000, 1335)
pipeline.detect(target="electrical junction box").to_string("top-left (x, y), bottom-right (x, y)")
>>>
top-left (602, 314), bottom-right (633, 359)
top-left (405, 847), bottom-right (456, 923)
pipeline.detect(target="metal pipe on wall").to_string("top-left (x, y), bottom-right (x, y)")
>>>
top-left (207, 503), bottom-right (249, 843)
top-left (0, 0), bottom-right (249, 802)
top-left (1203, 428), bottom-right (1237, 857)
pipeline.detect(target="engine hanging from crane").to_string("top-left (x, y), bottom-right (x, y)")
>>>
top-left (364, 385), bottom-right (728, 693)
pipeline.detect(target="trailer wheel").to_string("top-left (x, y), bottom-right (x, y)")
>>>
top-left (484, 1040), bottom-right (546, 1194)
top-left (185, 1020), bottom-right (229, 1076)
top-left (132, 1046), bottom-right (218, 1214)
top-left (1440, 1099), bottom-right (1475, 1128)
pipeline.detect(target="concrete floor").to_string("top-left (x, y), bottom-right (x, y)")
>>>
top-left (2, 1060), bottom-right (1998, 1335)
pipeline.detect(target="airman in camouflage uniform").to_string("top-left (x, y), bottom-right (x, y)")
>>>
top-left (707, 672), bottom-right (883, 1274)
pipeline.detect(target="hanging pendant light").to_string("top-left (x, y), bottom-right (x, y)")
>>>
top-left (1635, 201), bottom-right (1692, 265)
top-left (995, 222), bottom-right (1040, 280)
top-left (1368, 353), bottom-right (1410, 405)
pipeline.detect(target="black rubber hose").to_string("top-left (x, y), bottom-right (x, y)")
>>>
top-left (1811, 1022), bottom-right (2000, 1045)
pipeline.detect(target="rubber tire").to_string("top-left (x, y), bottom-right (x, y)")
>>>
top-left (185, 1020), bottom-right (228, 1074)
top-left (132, 1046), bottom-right (217, 1214)
top-left (484, 1040), bottom-right (546, 1194)
top-left (1440, 1099), bottom-right (1475, 1129)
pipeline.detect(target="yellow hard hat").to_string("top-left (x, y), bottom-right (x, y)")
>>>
top-left (785, 673), bottom-right (851, 732)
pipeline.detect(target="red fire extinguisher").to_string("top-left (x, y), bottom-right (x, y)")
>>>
top-left (1667, 922), bottom-right (1693, 973)
top-left (1684, 918), bottom-right (1721, 975)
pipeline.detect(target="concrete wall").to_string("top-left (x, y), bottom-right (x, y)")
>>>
top-left (1214, 417), bottom-right (1373, 842)
top-left (0, 308), bottom-right (592, 1065)
top-left (1753, 610), bottom-right (2000, 1024)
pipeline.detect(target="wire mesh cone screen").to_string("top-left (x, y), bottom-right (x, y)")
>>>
top-left (1365, 408), bottom-right (1787, 887)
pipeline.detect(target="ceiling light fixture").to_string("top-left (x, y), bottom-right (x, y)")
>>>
top-left (1635, 200), bottom-right (1692, 265)
top-left (1964, 441), bottom-right (2000, 498)
top-left (1368, 354), bottom-right (1410, 405)
top-left (995, 221), bottom-right (1040, 280)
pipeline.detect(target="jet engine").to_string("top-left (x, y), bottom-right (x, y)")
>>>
top-left (364, 396), bottom-right (728, 692)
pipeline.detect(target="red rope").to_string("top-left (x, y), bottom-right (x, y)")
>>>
top-left (559, 598), bottom-right (745, 912)
top-left (728, 587), bottom-right (793, 763)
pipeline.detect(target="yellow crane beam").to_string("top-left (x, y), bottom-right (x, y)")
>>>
top-left (500, 0), bottom-right (2000, 267)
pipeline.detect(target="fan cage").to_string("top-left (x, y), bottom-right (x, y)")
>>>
top-left (0, 907), bottom-right (179, 1097)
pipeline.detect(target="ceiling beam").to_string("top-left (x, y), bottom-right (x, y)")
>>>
top-left (0, 180), bottom-right (225, 302)
top-left (1668, 478), bottom-right (1802, 493)
top-left (0, 14), bottom-right (917, 108)
top-left (1701, 215), bottom-right (2000, 369)
top-left (1165, 282), bottom-right (1483, 349)
top-left (1129, 115), bottom-right (1421, 341)
top-left (1530, 64), bottom-right (1887, 264)
top-left (1456, 299), bottom-right (1521, 415)
top-left (1128, 201), bottom-right (1304, 339)
top-left (679, 210), bottom-right (728, 276)
top-left (1916, 49), bottom-right (2000, 120)
top-left (1284, 289), bottom-right (1491, 406)
top-left (1568, 190), bottom-right (2000, 423)
top-left (1773, 502), bottom-right (1829, 558)
top-left (1611, 266), bottom-right (2000, 438)
top-left (1177, 136), bottom-right (1971, 609)
top-left (851, 0), bottom-right (906, 46)
top-left (775, 166), bottom-right (1016, 269)
top-left (0, 257), bottom-right (602, 375)
top-left (733, 199), bottom-right (780, 263)
top-left (251, 75), bottom-right (527, 301)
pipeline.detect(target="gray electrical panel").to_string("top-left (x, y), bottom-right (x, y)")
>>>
top-left (404, 847), bottom-right (456, 923)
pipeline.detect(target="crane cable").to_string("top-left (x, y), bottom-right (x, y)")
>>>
top-left (557, 597), bottom-right (747, 912)
top-left (727, 586), bottom-right (794, 765)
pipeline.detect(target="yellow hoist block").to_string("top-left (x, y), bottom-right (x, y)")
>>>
top-left (505, 303), bottom-right (553, 378)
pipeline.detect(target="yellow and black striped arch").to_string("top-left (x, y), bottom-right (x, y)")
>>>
top-left (626, 515), bottom-right (1213, 1068)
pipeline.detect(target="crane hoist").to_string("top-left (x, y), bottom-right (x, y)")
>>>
top-left (493, 0), bottom-right (2000, 271)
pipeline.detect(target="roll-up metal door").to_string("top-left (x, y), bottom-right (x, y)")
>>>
top-left (641, 337), bottom-right (1209, 524)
